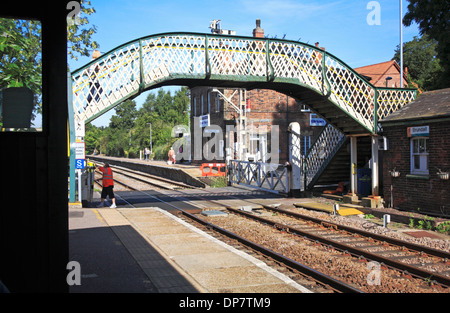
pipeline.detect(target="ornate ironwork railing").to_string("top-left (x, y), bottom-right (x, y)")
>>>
top-left (229, 160), bottom-right (289, 194)
top-left (71, 32), bottom-right (417, 134)
top-left (304, 123), bottom-right (346, 189)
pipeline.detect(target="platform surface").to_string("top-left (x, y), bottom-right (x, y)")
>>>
top-left (69, 202), bottom-right (312, 293)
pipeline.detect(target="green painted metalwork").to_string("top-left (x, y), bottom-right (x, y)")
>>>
top-left (67, 73), bottom-right (76, 202)
top-left (71, 32), bottom-right (416, 135)
top-left (68, 32), bottom-right (418, 192)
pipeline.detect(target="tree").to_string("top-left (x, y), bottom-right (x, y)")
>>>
top-left (0, 19), bottom-right (42, 114)
top-left (109, 100), bottom-right (137, 130)
top-left (0, 0), bottom-right (99, 123)
top-left (84, 123), bottom-right (103, 154)
top-left (67, 0), bottom-right (99, 61)
top-left (403, 0), bottom-right (450, 88)
top-left (88, 87), bottom-right (191, 159)
top-left (393, 35), bottom-right (443, 91)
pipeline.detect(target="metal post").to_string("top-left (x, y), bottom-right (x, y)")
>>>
top-left (400, 0), bottom-right (404, 88)
top-left (371, 136), bottom-right (379, 196)
top-left (350, 136), bottom-right (357, 195)
top-left (289, 122), bottom-right (301, 195)
top-left (147, 123), bottom-right (152, 156)
top-left (68, 73), bottom-right (77, 203)
top-left (77, 169), bottom-right (82, 202)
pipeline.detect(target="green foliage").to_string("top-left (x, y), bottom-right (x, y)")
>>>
top-left (403, 0), bottom-right (450, 89)
top-left (436, 221), bottom-right (450, 234)
top-left (393, 35), bottom-right (443, 91)
top-left (67, 0), bottom-right (99, 61)
top-left (1, 0), bottom-right (98, 124)
top-left (0, 18), bottom-right (42, 121)
top-left (210, 176), bottom-right (227, 188)
top-left (86, 87), bottom-right (190, 160)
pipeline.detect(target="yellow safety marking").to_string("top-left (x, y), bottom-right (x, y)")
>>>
top-left (294, 201), bottom-right (363, 216)
top-left (338, 208), bottom-right (363, 216)
top-left (92, 209), bottom-right (106, 224)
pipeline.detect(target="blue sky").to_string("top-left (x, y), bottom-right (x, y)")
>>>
top-left (69, 0), bottom-right (420, 126)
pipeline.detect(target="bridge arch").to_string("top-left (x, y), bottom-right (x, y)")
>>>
top-left (70, 32), bottom-right (416, 135)
top-left (69, 32), bottom-right (418, 201)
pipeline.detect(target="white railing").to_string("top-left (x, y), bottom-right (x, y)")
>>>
top-left (229, 160), bottom-right (289, 194)
top-left (304, 123), bottom-right (346, 189)
top-left (71, 32), bottom-right (417, 134)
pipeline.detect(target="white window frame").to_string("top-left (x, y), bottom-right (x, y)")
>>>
top-left (410, 137), bottom-right (429, 175)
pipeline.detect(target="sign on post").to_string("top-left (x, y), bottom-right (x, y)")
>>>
top-left (199, 114), bottom-right (210, 128)
top-left (75, 159), bottom-right (85, 169)
top-left (310, 114), bottom-right (326, 127)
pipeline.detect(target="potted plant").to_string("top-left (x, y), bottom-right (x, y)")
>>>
top-left (390, 168), bottom-right (400, 178)
top-left (437, 168), bottom-right (449, 180)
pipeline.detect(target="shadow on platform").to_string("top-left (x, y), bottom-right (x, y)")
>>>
top-left (69, 223), bottom-right (199, 293)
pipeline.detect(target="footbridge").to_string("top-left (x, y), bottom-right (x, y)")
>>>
top-left (69, 32), bottom-right (417, 200)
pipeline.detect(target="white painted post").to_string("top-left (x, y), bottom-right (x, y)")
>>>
top-left (371, 136), bottom-right (379, 196)
top-left (350, 136), bottom-right (358, 195)
top-left (289, 122), bottom-right (302, 194)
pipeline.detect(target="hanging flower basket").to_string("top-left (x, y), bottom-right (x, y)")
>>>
top-left (390, 170), bottom-right (400, 178)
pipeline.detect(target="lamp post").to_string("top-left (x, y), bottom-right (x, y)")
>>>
top-left (400, 0), bottom-right (404, 88)
top-left (146, 123), bottom-right (152, 157)
top-left (212, 88), bottom-right (246, 161)
top-left (183, 110), bottom-right (191, 163)
top-left (385, 76), bottom-right (392, 88)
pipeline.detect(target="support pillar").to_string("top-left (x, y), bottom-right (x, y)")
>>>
top-left (68, 73), bottom-right (76, 203)
top-left (361, 136), bottom-right (383, 208)
top-left (350, 136), bottom-right (357, 195)
top-left (371, 136), bottom-right (379, 196)
top-left (344, 136), bottom-right (359, 204)
top-left (288, 122), bottom-right (302, 196)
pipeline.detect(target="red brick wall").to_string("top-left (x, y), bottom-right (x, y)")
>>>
top-left (382, 121), bottom-right (450, 216)
top-left (190, 87), bottom-right (325, 164)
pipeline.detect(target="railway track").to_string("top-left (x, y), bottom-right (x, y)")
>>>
top-left (93, 162), bottom-right (191, 191)
top-left (93, 164), bottom-right (450, 292)
top-left (229, 207), bottom-right (450, 287)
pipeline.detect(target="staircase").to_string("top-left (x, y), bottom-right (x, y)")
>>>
top-left (312, 136), bottom-right (372, 188)
top-left (304, 123), bottom-right (373, 191)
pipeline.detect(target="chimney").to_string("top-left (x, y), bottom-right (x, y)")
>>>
top-left (253, 19), bottom-right (264, 38)
top-left (315, 42), bottom-right (326, 51)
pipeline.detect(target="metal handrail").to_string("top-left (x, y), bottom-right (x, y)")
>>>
top-left (229, 160), bottom-right (289, 194)
top-left (71, 32), bottom-right (416, 133)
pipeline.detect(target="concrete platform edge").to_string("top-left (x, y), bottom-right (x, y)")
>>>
top-left (97, 207), bottom-right (207, 293)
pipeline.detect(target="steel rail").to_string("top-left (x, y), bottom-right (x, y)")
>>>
top-left (178, 208), bottom-right (363, 293)
top-left (263, 205), bottom-right (450, 260)
top-left (108, 185), bottom-right (363, 293)
top-left (93, 161), bottom-right (192, 189)
top-left (227, 207), bottom-right (450, 287)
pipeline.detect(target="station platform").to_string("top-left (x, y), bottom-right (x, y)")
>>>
top-left (69, 199), bottom-right (312, 293)
top-left (87, 155), bottom-right (206, 187)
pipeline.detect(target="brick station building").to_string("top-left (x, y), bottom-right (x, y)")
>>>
top-left (379, 88), bottom-right (450, 216)
top-left (189, 20), bottom-right (326, 165)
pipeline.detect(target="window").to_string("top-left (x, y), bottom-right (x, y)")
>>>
top-left (410, 137), bottom-right (428, 175)
top-left (216, 94), bottom-right (220, 112)
top-left (0, 18), bottom-right (42, 132)
top-left (207, 92), bottom-right (211, 114)
top-left (201, 94), bottom-right (204, 115)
